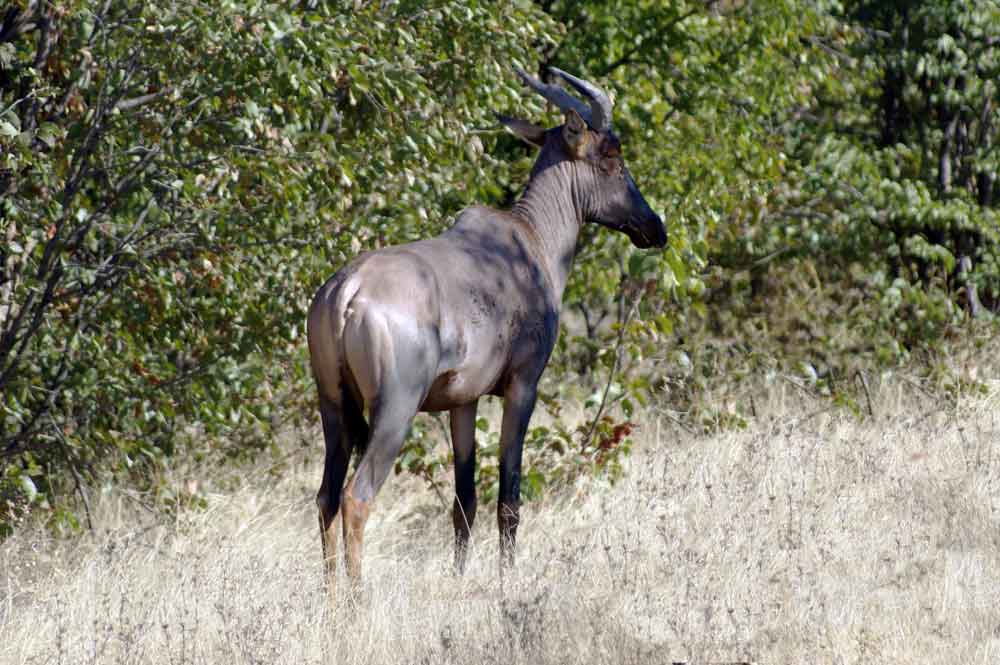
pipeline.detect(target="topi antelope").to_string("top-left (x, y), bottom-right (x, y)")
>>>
top-left (307, 67), bottom-right (667, 593)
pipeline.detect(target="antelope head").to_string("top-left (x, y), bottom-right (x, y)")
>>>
top-left (500, 67), bottom-right (668, 249)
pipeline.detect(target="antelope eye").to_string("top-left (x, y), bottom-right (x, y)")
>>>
top-left (600, 156), bottom-right (622, 175)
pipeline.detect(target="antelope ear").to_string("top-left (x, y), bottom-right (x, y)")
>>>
top-left (497, 114), bottom-right (547, 148)
top-left (562, 108), bottom-right (589, 157)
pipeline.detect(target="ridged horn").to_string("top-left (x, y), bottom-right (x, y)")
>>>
top-left (514, 67), bottom-right (605, 130)
top-left (547, 67), bottom-right (613, 132)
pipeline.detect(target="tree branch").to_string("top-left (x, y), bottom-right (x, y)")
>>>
top-left (115, 88), bottom-right (169, 111)
top-left (0, 3), bottom-right (38, 44)
top-left (580, 284), bottom-right (641, 453)
top-left (598, 6), bottom-right (702, 76)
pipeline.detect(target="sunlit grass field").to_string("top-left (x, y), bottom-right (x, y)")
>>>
top-left (3, 377), bottom-right (999, 663)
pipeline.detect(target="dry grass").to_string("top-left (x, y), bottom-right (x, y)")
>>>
top-left (2, 379), bottom-right (1000, 664)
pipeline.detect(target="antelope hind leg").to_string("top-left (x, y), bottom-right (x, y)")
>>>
top-left (316, 395), bottom-right (353, 600)
top-left (341, 390), bottom-right (422, 592)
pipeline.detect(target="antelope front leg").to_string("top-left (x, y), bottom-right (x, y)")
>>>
top-left (451, 401), bottom-right (479, 574)
top-left (497, 380), bottom-right (538, 570)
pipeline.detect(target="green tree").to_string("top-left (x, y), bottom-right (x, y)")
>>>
top-left (531, 1), bottom-right (846, 415)
top-left (1, 0), bottom-right (554, 531)
top-left (748, 0), bottom-right (1000, 365)
top-left (4, 0), bottom-right (997, 533)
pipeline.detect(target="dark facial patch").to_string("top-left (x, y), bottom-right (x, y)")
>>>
top-left (593, 133), bottom-right (623, 175)
top-left (599, 155), bottom-right (623, 176)
top-left (599, 134), bottom-right (621, 157)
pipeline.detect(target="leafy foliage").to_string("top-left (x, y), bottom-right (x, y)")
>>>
top-left (711, 0), bottom-right (1000, 368)
top-left (2, 0), bottom-right (998, 532)
top-left (1, 0), bottom-right (554, 530)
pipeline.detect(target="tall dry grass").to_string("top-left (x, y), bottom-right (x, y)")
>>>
top-left (2, 377), bottom-right (999, 664)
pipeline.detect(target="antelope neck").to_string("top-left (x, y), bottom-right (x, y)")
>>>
top-left (510, 160), bottom-right (592, 299)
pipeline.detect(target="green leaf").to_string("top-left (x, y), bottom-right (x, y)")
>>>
top-left (19, 475), bottom-right (38, 502)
